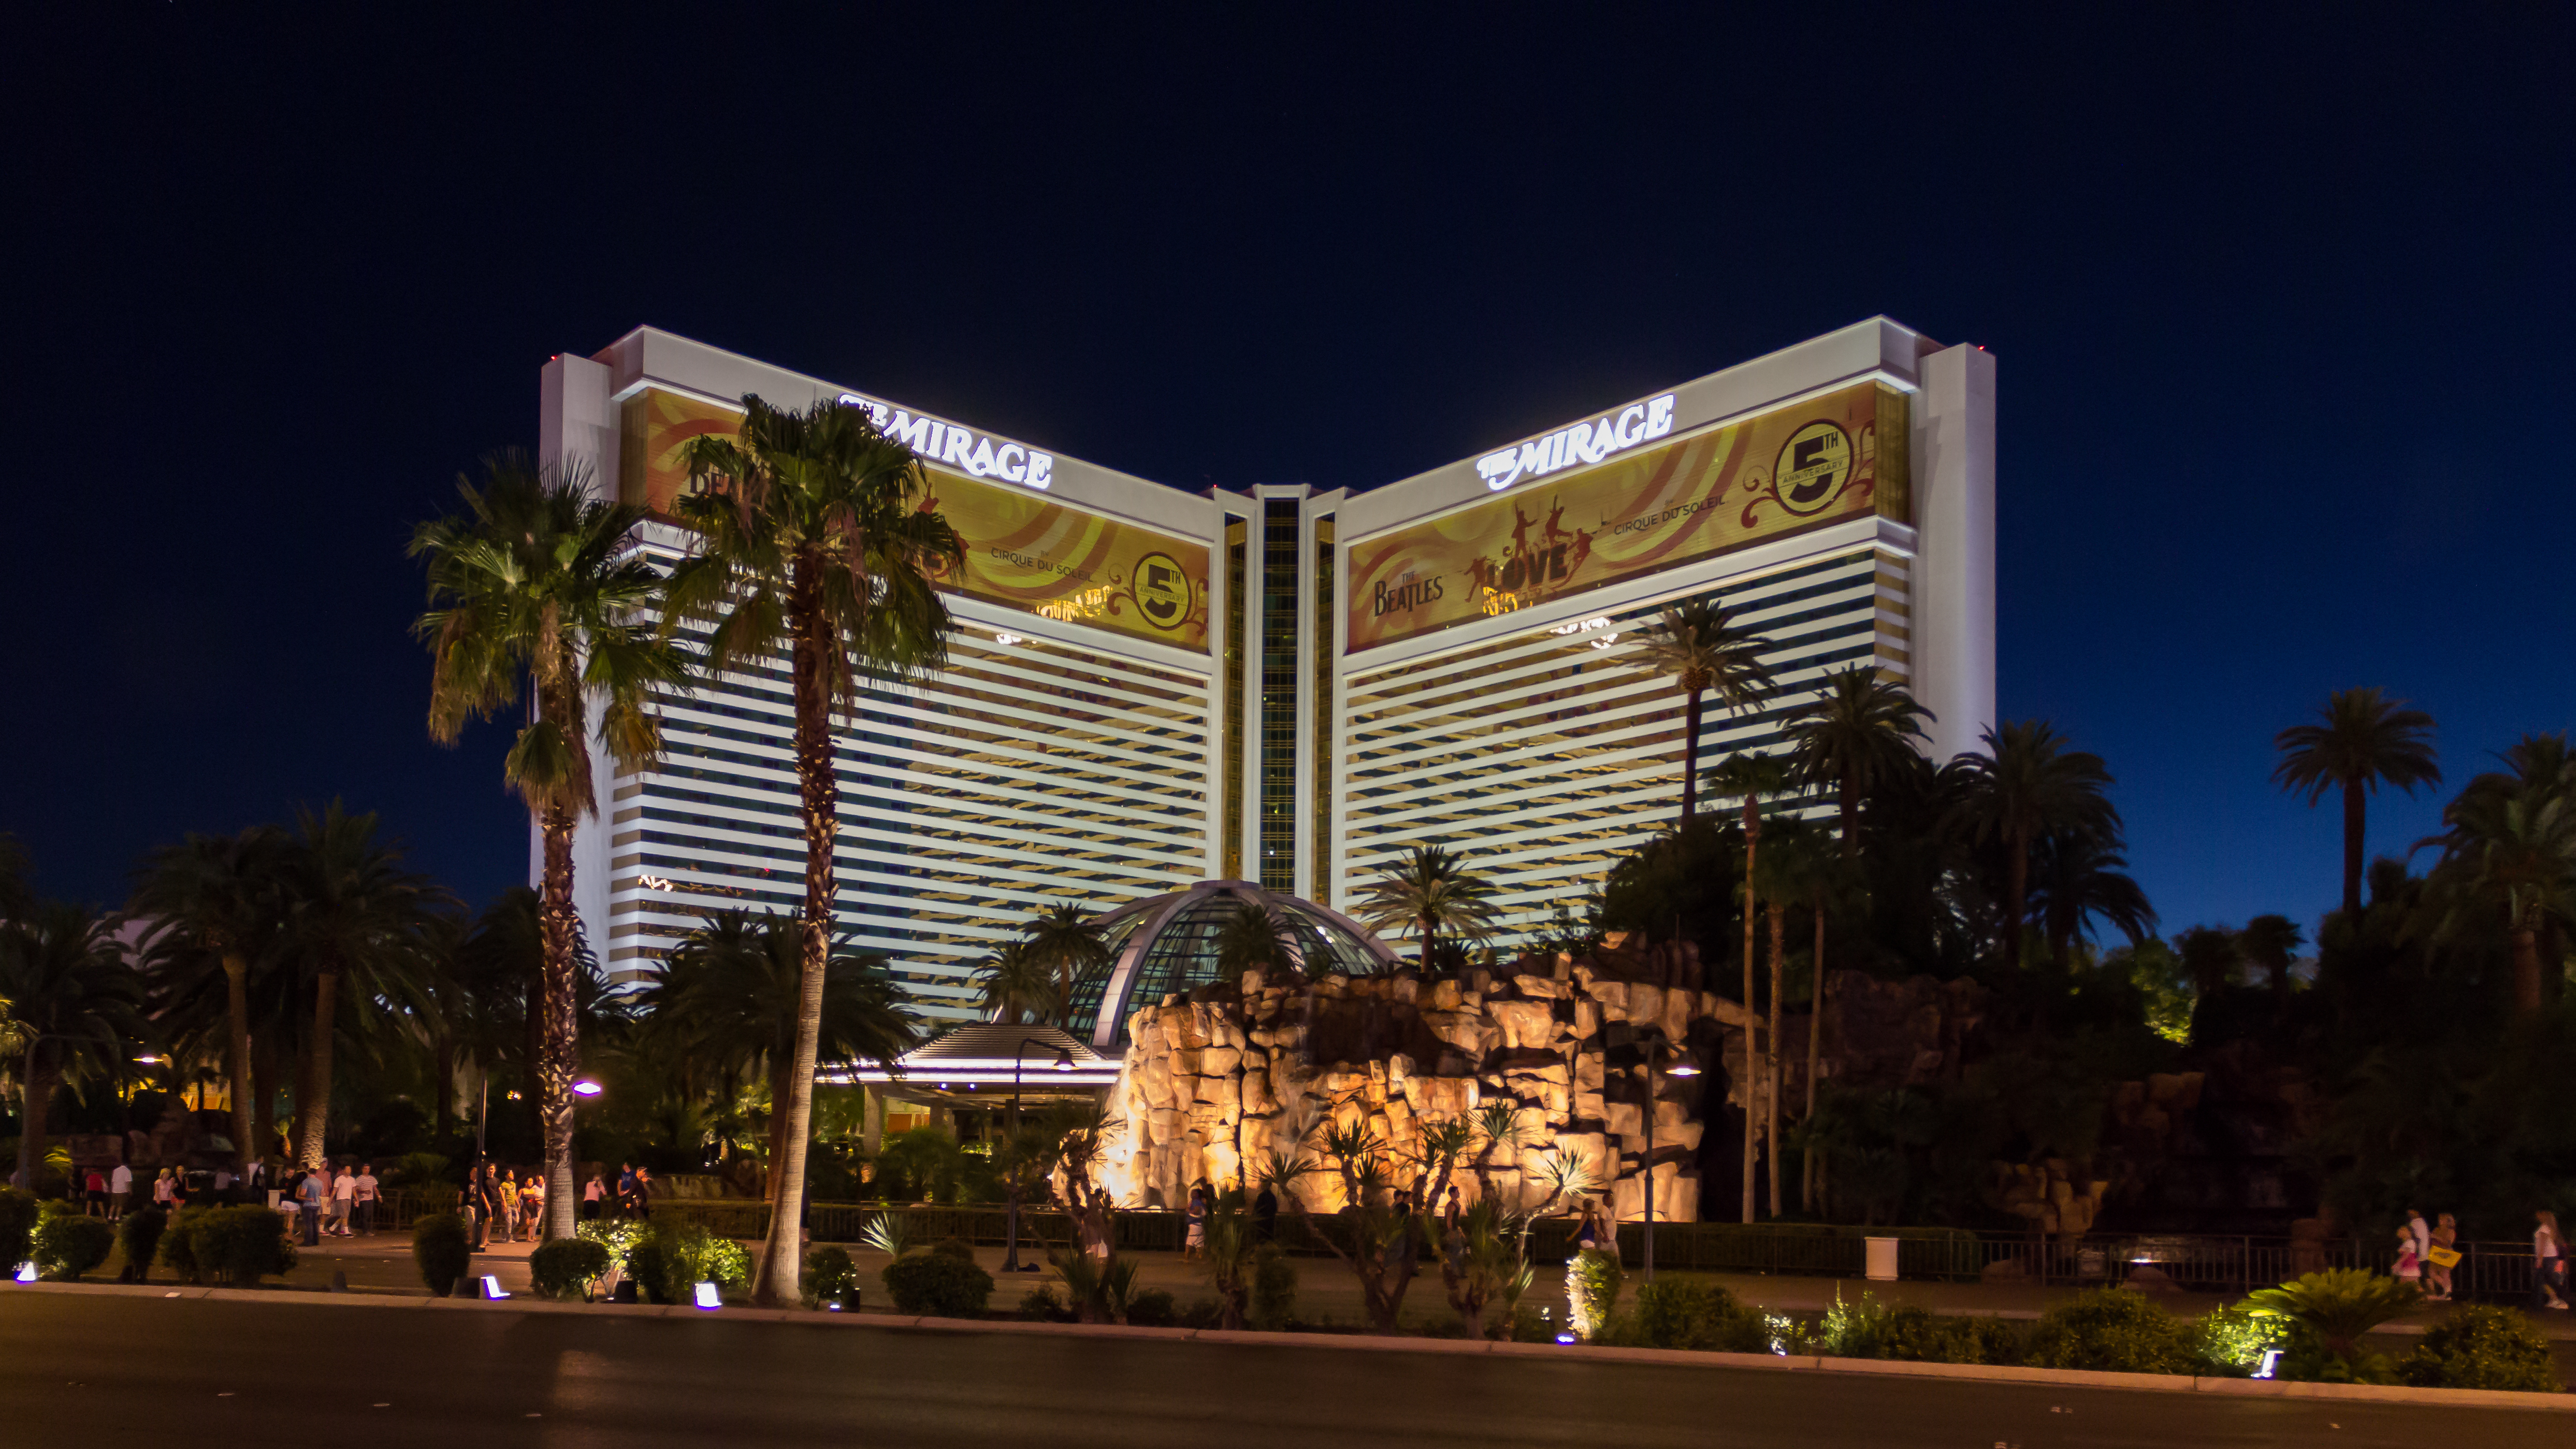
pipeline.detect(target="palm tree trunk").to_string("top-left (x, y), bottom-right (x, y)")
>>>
top-left (757, 583), bottom-right (834, 1308)
top-left (223, 952), bottom-right (255, 1175)
top-left (297, 970), bottom-right (340, 1168)
top-left (2339, 776), bottom-right (2366, 919)
top-left (432, 1033), bottom-right (455, 1147)
top-left (1766, 901), bottom-right (1786, 1219)
top-left (2510, 924), bottom-right (2544, 1018)
top-left (536, 792), bottom-right (582, 1242)
top-left (253, 1036), bottom-right (278, 1165)
top-left (2003, 826), bottom-right (2029, 973)
top-left (15, 1049), bottom-right (52, 1190)
top-left (1838, 769), bottom-right (1858, 859)
top-left (765, 1055), bottom-right (793, 1206)
top-left (1740, 795), bottom-right (1760, 1225)
top-left (1803, 897), bottom-right (1825, 1213)
top-left (1678, 688), bottom-right (1704, 824)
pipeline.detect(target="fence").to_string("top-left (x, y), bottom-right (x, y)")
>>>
top-left (633, 1199), bottom-right (2551, 1300)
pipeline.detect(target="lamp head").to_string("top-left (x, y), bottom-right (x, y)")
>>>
top-left (1666, 1061), bottom-right (1701, 1078)
top-left (572, 1080), bottom-right (604, 1097)
top-left (1051, 1049), bottom-right (1076, 1072)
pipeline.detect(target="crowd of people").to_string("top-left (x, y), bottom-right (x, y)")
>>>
top-left (2384, 1206), bottom-right (2567, 1310)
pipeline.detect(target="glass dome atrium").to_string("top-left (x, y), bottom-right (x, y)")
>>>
top-left (1052, 880), bottom-right (1401, 1050)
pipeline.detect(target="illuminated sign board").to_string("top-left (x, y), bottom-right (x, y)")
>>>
top-left (836, 393), bottom-right (1053, 490)
top-left (1474, 394), bottom-right (1676, 491)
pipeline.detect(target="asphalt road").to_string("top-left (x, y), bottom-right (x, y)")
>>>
top-left (2, 1292), bottom-right (2563, 1447)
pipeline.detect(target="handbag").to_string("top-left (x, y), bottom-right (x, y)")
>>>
top-left (2426, 1246), bottom-right (2462, 1269)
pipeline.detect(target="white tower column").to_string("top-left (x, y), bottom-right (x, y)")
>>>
top-left (1911, 342), bottom-right (1997, 765)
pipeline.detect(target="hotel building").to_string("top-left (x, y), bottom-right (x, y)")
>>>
top-left (535, 319), bottom-right (1994, 1027)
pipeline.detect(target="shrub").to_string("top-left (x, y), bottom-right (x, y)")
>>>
top-left (1625, 1279), bottom-right (1764, 1352)
top-left (159, 1206), bottom-right (213, 1283)
top-left (882, 1251), bottom-right (994, 1317)
top-left (576, 1217), bottom-right (646, 1275)
top-left (1176, 1296), bottom-right (1226, 1329)
top-left (412, 1213), bottom-right (472, 1296)
top-left (1506, 1303), bottom-right (1552, 1343)
top-left (386, 1152), bottom-right (454, 1188)
top-left (1124, 1288), bottom-right (1177, 1326)
top-left (626, 1238), bottom-right (674, 1303)
top-left (1566, 1247), bottom-right (1624, 1342)
top-left (2021, 1288), bottom-right (2201, 1375)
top-left (529, 1238), bottom-right (612, 1301)
top-left (117, 1207), bottom-right (168, 1281)
top-left (931, 1237), bottom-right (977, 1263)
top-left (1018, 1283), bottom-right (1070, 1321)
top-left (2194, 1304), bottom-right (2290, 1378)
top-left (804, 1245), bottom-right (859, 1309)
top-left (2244, 1269), bottom-right (2420, 1370)
top-left (187, 1205), bottom-right (296, 1286)
top-left (1894, 1313), bottom-right (2029, 1366)
top-left (1249, 1243), bottom-right (1298, 1331)
top-left (2400, 1304), bottom-right (2558, 1393)
top-left (33, 1212), bottom-right (115, 1281)
top-left (1818, 1289), bottom-right (1900, 1359)
top-left (0, 1186), bottom-right (39, 1271)
top-left (626, 1221), bottom-right (751, 1304)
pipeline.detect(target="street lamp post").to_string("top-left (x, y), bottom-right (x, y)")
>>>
top-left (1641, 1038), bottom-right (1701, 1283)
top-left (1002, 1037), bottom-right (1076, 1273)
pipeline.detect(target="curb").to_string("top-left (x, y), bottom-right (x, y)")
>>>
top-left (8, 1280), bottom-right (2568, 1410)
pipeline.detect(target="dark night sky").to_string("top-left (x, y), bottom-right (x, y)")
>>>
top-left (6, 6), bottom-right (2570, 946)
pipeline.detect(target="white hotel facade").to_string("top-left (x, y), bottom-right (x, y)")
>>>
top-left (536, 319), bottom-right (1995, 1024)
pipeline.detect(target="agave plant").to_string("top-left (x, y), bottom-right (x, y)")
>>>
top-left (2245, 1268), bottom-right (2422, 1366)
top-left (857, 1211), bottom-right (917, 1259)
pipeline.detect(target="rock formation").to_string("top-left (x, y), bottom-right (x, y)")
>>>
top-left (1102, 954), bottom-right (1757, 1222)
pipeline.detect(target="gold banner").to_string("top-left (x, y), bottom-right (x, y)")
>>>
top-left (620, 388), bottom-right (1210, 651)
top-left (1347, 382), bottom-right (1906, 652)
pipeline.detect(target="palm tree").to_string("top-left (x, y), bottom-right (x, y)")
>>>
top-left (1630, 600), bottom-right (1777, 823)
top-left (975, 939), bottom-right (1057, 1026)
top-left (2027, 830), bottom-right (2157, 972)
top-left (2416, 780), bottom-right (2576, 1017)
top-left (279, 801), bottom-right (441, 1169)
top-left (1747, 817), bottom-right (1826, 1219)
top-left (1949, 721), bottom-right (2119, 973)
top-left (1021, 902), bottom-right (1110, 1017)
top-left (412, 452), bottom-right (685, 1238)
top-left (663, 395), bottom-right (962, 1305)
top-left (1782, 664), bottom-right (1932, 859)
top-left (0, 902), bottom-right (146, 1189)
top-left (1355, 847), bottom-right (1501, 974)
top-left (2174, 925), bottom-right (2242, 1006)
top-left (650, 910), bottom-right (917, 1201)
top-left (133, 825), bottom-right (290, 1174)
top-left (1215, 902), bottom-right (1296, 975)
top-left (1705, 751), bottom-right (1792, 1224)
top-left (2237, 913), bottom-right (2304, 1012)
top-left (2273, 688), bottom-right (2442, 919)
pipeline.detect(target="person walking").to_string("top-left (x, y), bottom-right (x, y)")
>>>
top-left (328, 1165), bottom-right (357, 1237)
top-left (295, 1166), bottom-right (325, 1246)
top-left (467, 1163), bottom-right (491, 1251)
top-left (2393, 1224), bottom-right (2422, 1293)
top-left (108, 1161), bottom-right (132, 1222)
top-left (520, 1171), bottom-right (546, 1242)
top-left (82, 1167), bottom-right (106, 1216)
top-left (581, 1171), bottom-right (603, 1222)
top-left (1182, 1186), bottom-right (1208, 1261)
top-left (152, 1167), bottom-right (175, 1211)
top-left (2537, 1210), bottom-right (2568, 1311)
top-left (354, 1164), bottom-right (379, 1236)
top-left (1252, 1183), bottom-right (1278, 1243)
top-left (2425, 1212), bottom-right (2459, 1302)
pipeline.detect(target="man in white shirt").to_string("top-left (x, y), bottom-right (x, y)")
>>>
top-left (354, 1164), bottom-right (380, 1236)
top-left (108, 1161), bottom-right (133, 1221)
top-left (329, 1165), bottom-right (358, 1237)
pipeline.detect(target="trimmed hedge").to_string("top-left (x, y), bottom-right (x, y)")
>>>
top-left (413, 1212), bottom-right (472, 1295)
top-left (2400, 1304), bottom-right (2558, 1392)
top-left (33, 1212), bottom-right (115, 1281)
top-left (0, 1187), bottom-right (39, 1270)
top-left (530, 1238), bottom-right (612, 1302)
top-left (881, 1252), bottom-right (994, 1316)
top-left (117, 1207), bottom-right (169, 1282)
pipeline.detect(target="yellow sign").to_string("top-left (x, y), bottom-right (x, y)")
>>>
top-left (1346, 382), bottom-right (1908, 652)
top-left (620, 388), bottom-right (1210, 651)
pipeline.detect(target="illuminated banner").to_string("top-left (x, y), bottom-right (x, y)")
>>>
top-left (619, 388), bottom-right (1210, 651)
top-left (1347, 382), bottom-right (1908, 653)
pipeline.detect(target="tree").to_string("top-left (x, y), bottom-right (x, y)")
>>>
top-left (974, 940), bottom-right (1056, 1026)
top-left (663, 394), bottom-right (963, 1305)
top-left (1021, 902), bottom-right (1110, 1017)
top-left (1747, 817), bottom-right (1826, 1218)
top-left (0, 902), bottom-right (145, 1189)
top-left (2174, 925), bottom-right (2243, 1003)
top-left (2416, 780), bottom-right (2576, 1017)
top-left (278, 802), bottom-right (440, 1169)
top-left (412, 453), bottom-right (685, 1238)
top-left (1630, 600), bottom-right (1777, 824)
top-left (2027, 830), bottom-right (2157, 972)
top-left (133, 825), bottom-right (289, 1173)
top-left (1215, 901), bottom-right (1296, 975)
top-left (2237, 913), bottom-right (2305, 1011)
top-left (1949, 721), bottom-right (2119, 973)
top-left (1705, 752), bottom-right (1792, 1223)
top-left (1355, 847), bottom-right (1500, 975)
top-left (649, 911), bottom-right (917, 1199)
top-left (1783, 664), bottom-right (1932, 859)
top-left (2273, 688), bottom-right (2442, 919)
